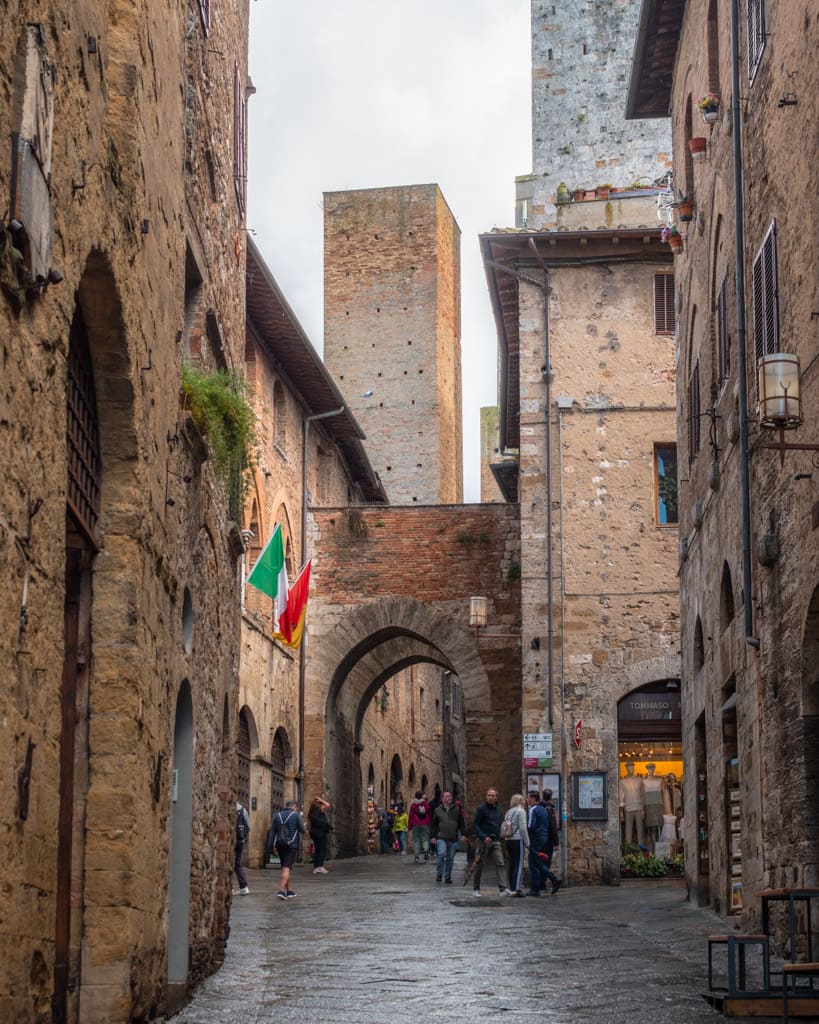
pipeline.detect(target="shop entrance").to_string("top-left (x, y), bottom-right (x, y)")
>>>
top-left (617, 680), bottom-right (683, 860)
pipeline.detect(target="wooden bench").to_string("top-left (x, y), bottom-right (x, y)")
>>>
top-left (783, 962), bottom-right (819, 1022)
top-left (707, 933), bottom-right (770, 997)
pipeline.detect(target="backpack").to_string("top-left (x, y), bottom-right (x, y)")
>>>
top-left (236, 805), bottom-right (250, 843)
top-left (274, 809), bottom-right (296, 847)
top-left (500, 813), bottom-right (515, 840)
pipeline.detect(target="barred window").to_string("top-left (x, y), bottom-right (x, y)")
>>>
top-left (753, 222), bottom-right (779, 369)
top-left (747, 0), bottom-right (766, 81)
top-left (688, 362), bottom-right (701, 460)
top-left (654, 273), bottom-right (675, 335)
top-left (717, 275), bottom-right (731, 382)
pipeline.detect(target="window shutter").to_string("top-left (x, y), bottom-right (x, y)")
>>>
top-left (233, 63), bottom-right (246, 220)
top-left (753, 222), bottom-right (779, 367)
top-left (747, 0), bottom-right (766, 79)
top-left (717, 276), bottom-right (730, 381)
top-left (654, 273), bottom-right (675, 335)
top-left (197, 0), bottom-right (210, 34)
top-left (688, 362), bottom-right (701, 460)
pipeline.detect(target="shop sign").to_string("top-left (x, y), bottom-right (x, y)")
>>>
top-left (523, 732), bottom-right (552, 768)
top-left (618, 690), bottom-right (681, 723)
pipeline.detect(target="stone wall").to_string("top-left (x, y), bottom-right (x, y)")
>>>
top-left (668, 0), bottom-right (819, 920)
top-left (0, 1), bottom-right (249, 1020)
top-left (323, 184), bottom-right (463, 504)
top-left (523, 0), bottom-right (671, 228)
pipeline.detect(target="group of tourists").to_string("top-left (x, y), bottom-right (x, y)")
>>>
top-left (233, 786), bottom-right (563, 900)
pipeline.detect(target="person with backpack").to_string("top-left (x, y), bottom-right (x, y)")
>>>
top-left (234, 801), bottom-right (251, 895)
top-left (408, 790), bottom-right (432, 862)
top-left (272, 800), bottom-right (306, 899)
top-left (502, 793), bottom-right (529, 896)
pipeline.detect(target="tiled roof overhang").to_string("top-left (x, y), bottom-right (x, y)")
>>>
top-left (480, 228), bottom-right (670, 454)
top-left (625, 0), bottom-right (686, 119)
top-left (246, 238), bottom-right (387, 504)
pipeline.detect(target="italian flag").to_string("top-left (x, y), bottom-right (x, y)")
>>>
top-left (246, 523), bottom-right (288, 620)
top-left (273, 560), bottom-right (312, 649)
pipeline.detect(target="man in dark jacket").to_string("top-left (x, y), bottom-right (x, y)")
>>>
top-left (540, 788), bottom-right (561, 886)
top-left (471, 788), bottom-right (509, 896)
top-left (527, 790), bottom-right (561, 896)
top-left (430, 790), bottom-right (464, 884)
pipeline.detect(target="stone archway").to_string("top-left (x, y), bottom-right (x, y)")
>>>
top-left (305, 503), bottom-right (522, 845)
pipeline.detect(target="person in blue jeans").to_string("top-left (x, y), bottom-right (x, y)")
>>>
top-left (430, 790), bottom-right (464, 883)
top-left (527, 790), bottom-right (561, 895)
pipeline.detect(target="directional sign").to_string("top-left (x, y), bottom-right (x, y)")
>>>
top-left (523, 732), bottom-right (552, 768)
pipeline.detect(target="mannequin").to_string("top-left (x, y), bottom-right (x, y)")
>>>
top-left (619, 763), bottom-right (645, 845)
top-left (643, 764), bottom-right (665, 847)
top-left (664, 772), bottom-right (683, 817)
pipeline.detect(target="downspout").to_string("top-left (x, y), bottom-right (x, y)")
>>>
top-left (557, 404), bottom-right (569, 885)
top-left (730, 0), bottom-right (759, 649)
top-left (299, 406), bottom-right (345, 809)
top-left (529, 237), bottom-right (555, 727)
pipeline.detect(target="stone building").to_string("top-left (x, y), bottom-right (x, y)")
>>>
top-left (628, 0), bottom-right (819, 919)
top-left (239, 239), bottom-right (385, 867)
top-left (1, 1), bottom-right (251, 1020)
top-left (516, 0), bottom-right (671, 230)
top-left (479, 0), bottom-right (681, 883)
top-left (323, 184), bottom-right (463, 506)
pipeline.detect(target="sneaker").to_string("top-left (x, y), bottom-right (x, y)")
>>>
top-left (313, 868), bottom-right (322, 874)
top-left (318, 867), bottom-right (329, 874)
top-left (414, 856), bottom-right (419, 863)
top-left (445, 878), bottom-right (453, 884)
top-left (551, 879), bottom-right (562, 895)
top-left (436, 877), bottom-right (443, 883)
top-left (286, 891), bottom-right (297, 899)
top-left (511, 890), bottom-right (525, 898)
top-left (500, 888), bottom-right (513, 896)
top-left (233, 887), bottom-right (250, 896)
top-left (472, 889), bottom-right (481, 897)
top-left (277, 890), bottom-right (288, 900)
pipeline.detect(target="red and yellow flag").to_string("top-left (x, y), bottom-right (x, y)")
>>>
top-left (273, 560), bottom-right (312, 649)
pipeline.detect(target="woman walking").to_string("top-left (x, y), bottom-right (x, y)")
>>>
top-left (308, 797), bottom-right (332, 874)
top-left (503, 793), bottom-right (529, 896)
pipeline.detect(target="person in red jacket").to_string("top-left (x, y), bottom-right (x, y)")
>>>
top-left (408, 790), bottom-right (432, 862)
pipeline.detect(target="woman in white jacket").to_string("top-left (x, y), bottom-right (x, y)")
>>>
top-left (503, 793), bottom-right (530, 896)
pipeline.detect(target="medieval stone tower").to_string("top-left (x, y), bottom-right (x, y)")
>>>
top-left (518, 0), bottom-right (671, 228)
top-left (323, 184), bottom-right (463, 505)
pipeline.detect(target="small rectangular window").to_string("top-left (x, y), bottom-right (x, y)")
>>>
top-left (688, 362), bottom-right (701, 460)
top-left (654, 444), bottom-right (678, 525)
top-left (717, 275), bottom-right (730, 382)
top-left (747, 0), bottom-right (766, 81)
top-left (654, 273), bottom-right (675, 334)
top-left (752, 221), bottom-right (779, 371)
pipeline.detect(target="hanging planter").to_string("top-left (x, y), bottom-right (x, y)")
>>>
top-left (673, 193), bottom-right (694, 222)
top-left (662, 225), bottom-right (683, 255)
top-left (689, 137), bottom-right (708, 162)
top-left (697, 93), bottom-right (720, 124)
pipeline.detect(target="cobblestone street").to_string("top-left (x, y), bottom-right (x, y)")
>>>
top-left (171, 852), bottom-right (724, 1024)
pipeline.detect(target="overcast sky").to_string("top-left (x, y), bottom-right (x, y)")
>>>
top-left (247, 2), bottom-right (532, 502)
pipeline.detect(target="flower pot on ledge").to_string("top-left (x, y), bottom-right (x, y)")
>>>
top-left (703, 109), bottom-right (719, 124)
top-left (689, 137), bottom-right (708, 162)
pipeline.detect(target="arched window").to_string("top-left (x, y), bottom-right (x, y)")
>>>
top-left (720, 562), bottom-right (735, 632)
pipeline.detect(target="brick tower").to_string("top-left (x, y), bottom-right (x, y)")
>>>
top-left (323, 184), bottom-right (463, 505)
top-left (517, 0), bottom-right (671, 229)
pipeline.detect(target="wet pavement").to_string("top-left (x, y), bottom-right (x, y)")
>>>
top-left (171, 851), bottom-right (727, 1024)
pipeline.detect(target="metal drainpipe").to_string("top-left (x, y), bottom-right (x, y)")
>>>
top-left (298, 406), bottom-right (345, 809)
top-left (557, 404), bottom-right (569, 885)
top-left (529, 238), bottom-right (555, 727)
top-left (730, 0), bottom-right (758, 649)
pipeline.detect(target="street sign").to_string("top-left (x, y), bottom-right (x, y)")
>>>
top-left (523, 732), bottom-right (553, 768)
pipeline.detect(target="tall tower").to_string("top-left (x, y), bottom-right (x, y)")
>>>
top-left (517, 0), bottom-right (671, 229)
top-left (323, 184), bottom-right (463, 505)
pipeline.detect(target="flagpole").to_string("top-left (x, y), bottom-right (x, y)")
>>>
top-left (299, 406), bottom-right (345, 809)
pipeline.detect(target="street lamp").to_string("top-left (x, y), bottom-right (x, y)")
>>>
top-left (469, 596), bottom-right (488, 635)
top-left (756, 354), bottom-right (819, 464)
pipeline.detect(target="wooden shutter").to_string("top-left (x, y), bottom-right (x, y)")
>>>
top-left (197, 0), bottom-right (210, 34)
top-left (747, 0), bottom-right (766, 79)
top-left (233, 63), bottom-right (246, 219)
top-left (753, 221), bottom-right (779, 366)
top-left (688, 362), bottom-right (701, 460)
top-left (654, 273), bottom-right (675, 335)
top-left (717, 276), bottom-right (730, 381)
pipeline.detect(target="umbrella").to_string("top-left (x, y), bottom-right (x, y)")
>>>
top-left (462, 848), bottom-right (482, 886)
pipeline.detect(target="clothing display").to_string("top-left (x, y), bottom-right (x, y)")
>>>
top-left (660, 814), bottom-right (677, 842)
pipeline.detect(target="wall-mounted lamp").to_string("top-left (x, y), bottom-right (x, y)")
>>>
top-left (469, 595), bottom-right (488, 634)
top-left (757, 354), bottom-right (819, 464)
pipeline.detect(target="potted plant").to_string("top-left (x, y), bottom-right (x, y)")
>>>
top-left (662, 224), bottom-right (683, 254)
top-left (596, 183), bottom-right (612, 200)
top-left (688, 136), bottom-right (708, 162)
top-left (697, 92), bottom-right (720, 124)
top-left (572, 187), bottom-right (586, 202)
top-left (673, 192), bottom-right (694, 222)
